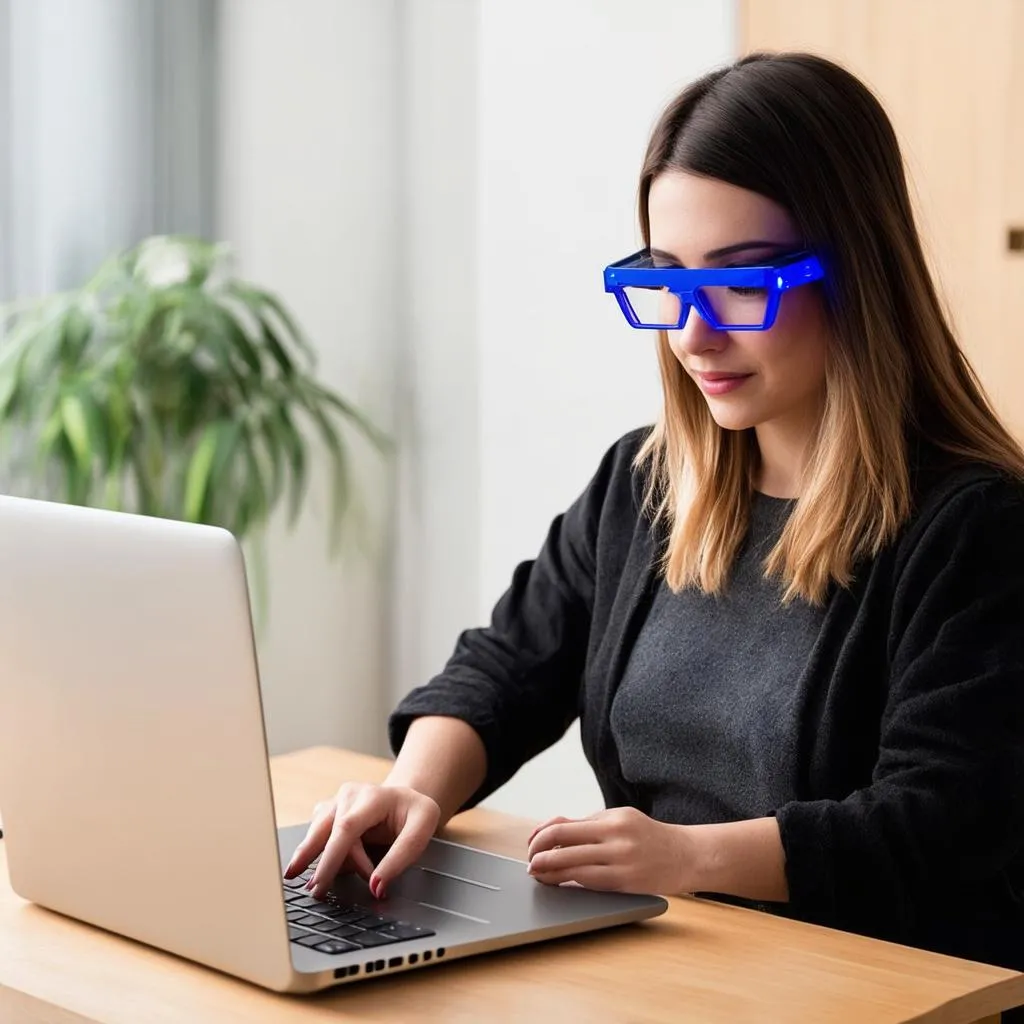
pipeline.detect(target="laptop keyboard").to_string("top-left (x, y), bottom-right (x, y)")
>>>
top-left (283, 867), bottom-right (435, 956)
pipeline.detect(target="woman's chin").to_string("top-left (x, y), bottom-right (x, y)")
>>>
top-left (704, 401), bottom-right (759, 432)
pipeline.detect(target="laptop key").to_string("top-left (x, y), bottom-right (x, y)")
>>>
top-left (351, 914), bottom-right (391, 930)
top-left (313, 938), bottom-right (362, 955)
top-left (286, 909), bottom-right (310, 922)
top-left (317, 922), bottom-right (362, 938)
top-left (318, 907), bottom-right (366, 924)
top-left (290, 895), bottom-right (324, 909)
top-left (293, 913), bottom-right (332, 929)
top-left (294, 932), bottom-right (327, 948)
top-left (347, 930), bottom-right (400, 949)
top-left (283, 876), bottom-right (308, 889)
top-left (379, 923), bottom-right (436, 940)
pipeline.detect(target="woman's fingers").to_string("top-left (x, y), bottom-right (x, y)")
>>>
top-left (371, 799), bottom-right (439, 897)
top-left (284, 801), bottom-right (336, 878)
top-left (528, 819), bottom-right (606, 860)
top-left (528, 842), bottom-right (608, 875)
top-left (309, 791), bottom-right (388, 894)
top-left (528, 815), bottom-right (573, 846)
top-left (284, 784), bottom-right (440, 899)
top-left (529, 864), bottom-right (619, 890)
top-left (347, 838), bottom-right (375, 883)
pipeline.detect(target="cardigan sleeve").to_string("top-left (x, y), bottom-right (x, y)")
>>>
top-left (775, 476), bottom-right (1024, 944)
top-left (387, 432), bottom-right (640, 806)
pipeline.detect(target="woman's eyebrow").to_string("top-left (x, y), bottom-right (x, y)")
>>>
top-left (649, 240), bottom-right (795, 265)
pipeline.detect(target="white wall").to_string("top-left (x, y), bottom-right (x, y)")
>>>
top-left (471, 0), bottom-right (736, 819)
top-left (392, 1), bottom-right (736, 820)
top-left (216, 0), bottom-right (737, 819)
top-left (216, 0), bottom-right (401, 757)
top-left (390, 0), bottom-right (482, 732)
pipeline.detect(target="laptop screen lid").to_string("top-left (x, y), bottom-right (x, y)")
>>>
top-left (0, 495), bottom-right (294, 990)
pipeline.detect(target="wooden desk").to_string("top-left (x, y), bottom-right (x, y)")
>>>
top-left (1, 746), bottom-right (1023, 1023)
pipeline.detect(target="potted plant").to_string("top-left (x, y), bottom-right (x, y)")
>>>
top-left (0, 234), bottom-right (387, 617)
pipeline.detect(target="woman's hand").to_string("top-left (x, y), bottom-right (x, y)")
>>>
top-left (526, 807), bottom-right (696, 895)
top-left (284, 781), bottom-right (441, 900)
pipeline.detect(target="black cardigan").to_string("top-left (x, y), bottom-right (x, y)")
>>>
top-left (389, 427), bottom-right (1024, 970)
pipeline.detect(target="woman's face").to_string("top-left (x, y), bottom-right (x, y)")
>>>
top-left (647, 171), bottom-right (830, 439)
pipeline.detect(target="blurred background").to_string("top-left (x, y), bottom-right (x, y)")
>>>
top-left (0, 0), bottom-right (1020, 821)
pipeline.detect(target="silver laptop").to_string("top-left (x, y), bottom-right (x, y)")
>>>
top-left (0, 494), bottom-right (667, 993)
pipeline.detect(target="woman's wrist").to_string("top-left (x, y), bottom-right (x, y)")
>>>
top-left (676, 817), bottom-right (790, 903)
top-left (382, 716), bottom-right (487, 825)
top-left (381, 769), bottom-right (440, 803)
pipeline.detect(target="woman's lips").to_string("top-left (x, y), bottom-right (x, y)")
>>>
top-left (694, 371), bottom-right (753, 396)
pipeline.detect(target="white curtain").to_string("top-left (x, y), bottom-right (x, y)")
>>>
top-left (0, 0), bottom-right (218, 301)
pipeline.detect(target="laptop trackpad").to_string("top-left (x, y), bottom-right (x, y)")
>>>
top-left (373, 841), bottom-right (511, 923)
top-left (389, 868), bottom-right (493, 922)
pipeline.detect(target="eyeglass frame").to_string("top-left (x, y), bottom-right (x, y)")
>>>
top-left (603, 248), bottom-right (825, 331)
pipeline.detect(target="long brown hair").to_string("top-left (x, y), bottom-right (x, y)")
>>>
top-left (636, 51), bottom-right (1024, 605)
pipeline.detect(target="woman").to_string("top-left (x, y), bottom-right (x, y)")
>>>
top-left (286, 52), bottom-right (1024, 972)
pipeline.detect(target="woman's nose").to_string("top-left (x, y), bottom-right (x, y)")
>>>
top-left (668, 306), bottom-right (728, 361)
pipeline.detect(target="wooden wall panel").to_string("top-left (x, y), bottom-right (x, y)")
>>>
top-left (739, 0), bottom-right (1024, 436)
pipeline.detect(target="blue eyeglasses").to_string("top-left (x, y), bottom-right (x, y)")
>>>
top-left (603, 249), bottom-right (825, 331)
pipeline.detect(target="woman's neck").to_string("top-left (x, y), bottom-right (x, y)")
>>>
top-left (754, 419), bottom-right (814, 498)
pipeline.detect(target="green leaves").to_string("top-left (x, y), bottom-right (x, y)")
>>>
top-left (183, 419), bottom-right (240, 524)
top-left (0, 234), bottom-right (386, 614)
top-left (59, 392), bottom-right (92, 470)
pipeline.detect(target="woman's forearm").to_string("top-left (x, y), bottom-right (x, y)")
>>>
top-left (384, 715), bottom-right (488, 826)
top-left (686, 816), bottom-right (790, 903)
